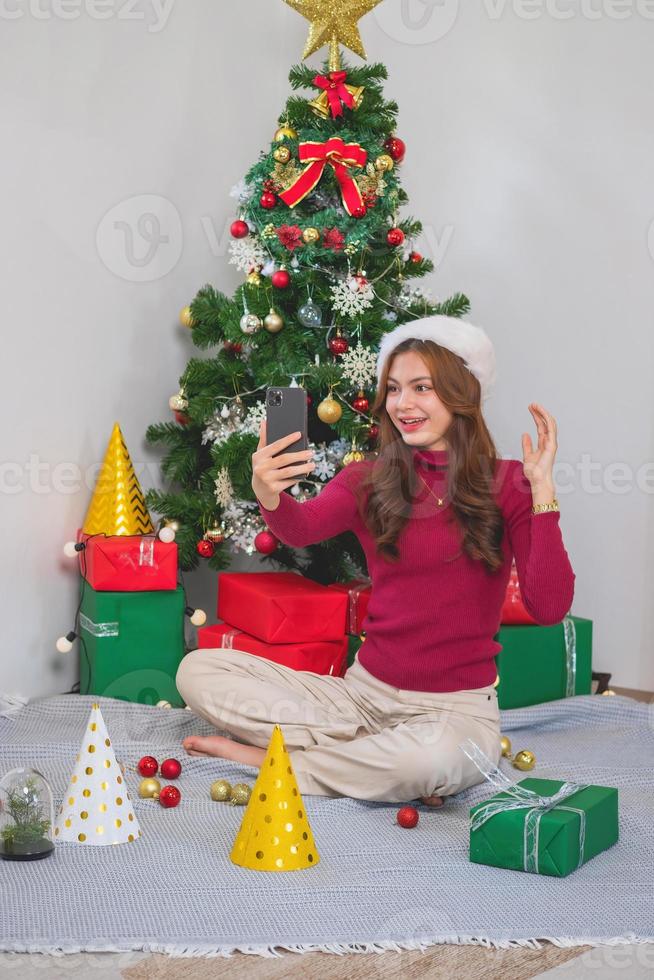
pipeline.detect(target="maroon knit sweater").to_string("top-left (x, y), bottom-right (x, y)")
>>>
top-left (257, 447), bottom-right (575, 693)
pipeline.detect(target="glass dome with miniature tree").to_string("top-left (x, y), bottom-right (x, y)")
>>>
top-left (0, 768), bottom-right (55, 861)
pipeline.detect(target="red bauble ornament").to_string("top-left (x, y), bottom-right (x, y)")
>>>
top-left (384, 136), bottom-right (406, 163)
top-left (397, 805), bottom-right (419, 828)
top-left (387, 228), bottom-right (405, 247)
top-left (196, 539), bottom-right (215, 558)
top-left (271, 269), bottom-right (290, 289)
top-left (352, 204), bottom-right (367, 219)
top-left (137, 756), bottom-right (158, 778)
top-left (409, 251), bottom-right (422, 264)
top-left (160, 758), bottom-right (182, 780)
top-left (329, 335), bottom-right (349, 356)
top-left (260, 191), bottom-right (277, 209)
top-left (159, 785), bottom-right (181, 809)
top-left (224, 340), bottom-right (243, 354)
top-left (254, 530), bottom-right (278, 555)
top-left (230, 219), bottom-right (249, 239)
top-left (306, 393), bottom-right (312, 406)
top-left (368, 423), bottom-right (380, 440)
top-left (353, 393), bottom-right (369, 413)
top-left (174, 410), bottom-right (189, 426)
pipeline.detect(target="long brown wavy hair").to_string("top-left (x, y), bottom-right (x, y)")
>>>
top-left (352, 338), bottom-right (505, 573)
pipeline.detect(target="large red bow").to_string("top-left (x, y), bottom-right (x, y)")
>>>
top-left (278, 137), bottom-right (367, 216)
top-left (312, 70), bottom-right (354, 118)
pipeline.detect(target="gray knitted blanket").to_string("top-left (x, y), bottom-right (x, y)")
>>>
top-left (0, 693), bottom-right (652, 957)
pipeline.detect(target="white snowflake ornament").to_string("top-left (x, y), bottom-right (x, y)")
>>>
top-left (229, 236), bottom-right (267, 274)
top-left (339, 340), bottom-right (378, 391)
top-left (330, 276), bottom-right (375, 318)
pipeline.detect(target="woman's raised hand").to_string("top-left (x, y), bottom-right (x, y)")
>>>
top-left (251, 419), bottom-right (315, 502)
top-left (521, 403), bottom-right (557, 489)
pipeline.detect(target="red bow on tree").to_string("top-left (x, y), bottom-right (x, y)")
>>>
top-left (312, 70), bottom-right (354, 118)
top-left (278, 137), bottom-right (367, 216)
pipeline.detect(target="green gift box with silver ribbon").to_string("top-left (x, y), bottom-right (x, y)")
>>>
top-left (461, 739), bottom-right (619, 877)
top-left (493, 614), bottom-right (592, 709)
top-left (79, 584), bottom-right (186, 706)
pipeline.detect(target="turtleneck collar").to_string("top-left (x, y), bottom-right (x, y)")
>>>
top-left (413, 446), bottom-right (449, 470)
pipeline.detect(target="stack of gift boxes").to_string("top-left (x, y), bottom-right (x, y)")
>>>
top-left (198, 572), bottom-right (354, 677)
top-left (75, 423), bottom-right (186, 706)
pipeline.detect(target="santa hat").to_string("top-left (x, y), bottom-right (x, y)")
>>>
top-left (376, 315), bottom-right (497, 403)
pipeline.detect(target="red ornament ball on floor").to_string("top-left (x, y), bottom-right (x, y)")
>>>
top-left (160, 758), bottom-right (182, 780)
top-left (137, 756), bottom-right (158, 778)
top-left (159, 785), bottom-right (181, 808)
top-left (397, 806), bottom-right (419, 828)
top-left (196, 539), bottom-right (215, 558)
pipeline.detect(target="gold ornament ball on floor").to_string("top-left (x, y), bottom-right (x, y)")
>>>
top-left (317, 394), bottom-right (342, 424)
top-left (263, 309), bottom-right (284, 333)
top-left (210, 779), bottom-right (232, 802)
top-left (179, 306), bottom-right (194, 328)
top-left (274, 124), bottom-right (298, 142)
top-left (139, 777), bottom-right (162, 799)
top-left (302, 227), bottom-right (320, 245)
top-left (500, 735), bottom-right (512, 758)
top-left (273, 145), bottom-right (291, 164)
top-left (375, 154), bottom-right (394, 173)
top-left (512, 750), bottom-right (536, 771)
top-left (229, 783), bottom-right (252, 806)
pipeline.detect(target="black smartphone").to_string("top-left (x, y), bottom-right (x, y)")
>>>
top-left (265, 387), bottom-right (308, 461)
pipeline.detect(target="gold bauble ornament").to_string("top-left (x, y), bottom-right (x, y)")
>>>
top-left (168, 390), bottom-right (188, 412)
top-left (228, 782), bottom-right (252, 806)
top-left (343, 449), bottom-right (365, 465)
top-left (512, 750), bottom-right (536, 772)
top-left (274, 124), bottom-right (298, 142)
top-left (139, 777), bottom-right (161, 799)
top-left (263, 309), bottom-right (285, 333)
top-left (375, 154), bottom-right (394, 173)
top-left (210, 779), bottom-right (232, 802)
top-left (273, 145), bottom-right (292, 164)
top-left (317, 393), bottom-right (342, 424)
top-left (302, 227), bottom-right (320, 245)
top-left (204, 522), bottom-right (225, 544)
top-left (179, 305), bottom-right (194, 328)
top-left (500, 735), bottom-right (512, 758)
top-left (246, 271), bottom-right (262, 286)
top-left (165, 519), bottom-right (180, 533)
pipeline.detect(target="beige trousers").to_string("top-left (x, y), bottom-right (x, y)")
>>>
top-left (176, 647), bottom-right (501, 804)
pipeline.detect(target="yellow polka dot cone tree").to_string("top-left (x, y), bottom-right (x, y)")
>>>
top-left (82, 422), bottom-right (155, 536)
top-left (230, 724), bottom-right (320, 871)
top-left (54, 703), bottom-right (140, 846)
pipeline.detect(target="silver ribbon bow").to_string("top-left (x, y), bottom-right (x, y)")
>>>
top-left (460, 738), bottom-right (588, 873)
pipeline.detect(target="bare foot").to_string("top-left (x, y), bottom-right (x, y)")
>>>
top-left (182, 734), bottom-right (266, 768)
top-left (421, 794), bottom-right (445, 807)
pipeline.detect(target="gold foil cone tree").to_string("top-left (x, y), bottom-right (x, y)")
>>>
top-left (230, 725), bottom-right (320, 871)
top-left (54, 704), bottom-right (141, 846)
top-left (83, 422), bottom-right (154, 536)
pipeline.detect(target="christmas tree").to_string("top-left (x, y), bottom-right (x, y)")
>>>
top-left (145, 0), bottom-right (470, 585)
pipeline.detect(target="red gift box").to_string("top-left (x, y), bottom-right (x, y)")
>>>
top-left (197, 623), bottom-right (349, 677)
top-left (326, 579), bottom-right (372, 635)
top-left (77, 530), bottom-right (178, 592)
top-left (217, 572), bottom-right (348, 644)
top-left (500, 560), bottom-right (537, 625)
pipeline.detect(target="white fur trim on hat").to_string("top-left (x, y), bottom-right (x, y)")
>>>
top-left (376, 314), bottom-right (497, 402)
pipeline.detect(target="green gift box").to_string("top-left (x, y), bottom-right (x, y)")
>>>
top-left (493, 615), bottom-right (592, 709)
top-left (345, 633), bottom-right (363, 669)
top-left (79, 584), bottom-right (186, 706)
top-left (469, 777), bottom-right (619, 877)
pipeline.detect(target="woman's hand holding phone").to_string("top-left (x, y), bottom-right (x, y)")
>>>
top-left (251, 419), bottom-right (315, 510)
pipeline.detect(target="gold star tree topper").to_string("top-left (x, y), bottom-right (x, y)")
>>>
top-left (283, 0), bottom-right (384, 68)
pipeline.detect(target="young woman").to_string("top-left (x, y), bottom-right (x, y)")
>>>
top-left (177, 315), bottom-right (575, 806)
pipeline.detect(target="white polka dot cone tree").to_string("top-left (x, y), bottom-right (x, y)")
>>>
top-left (54, 703), bottom-right (140, 846)
top-left (230, 724), bottom-right (320, 872)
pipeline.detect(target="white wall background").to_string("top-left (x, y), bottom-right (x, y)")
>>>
top-left (1, 0), bottom-right (652, 699)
